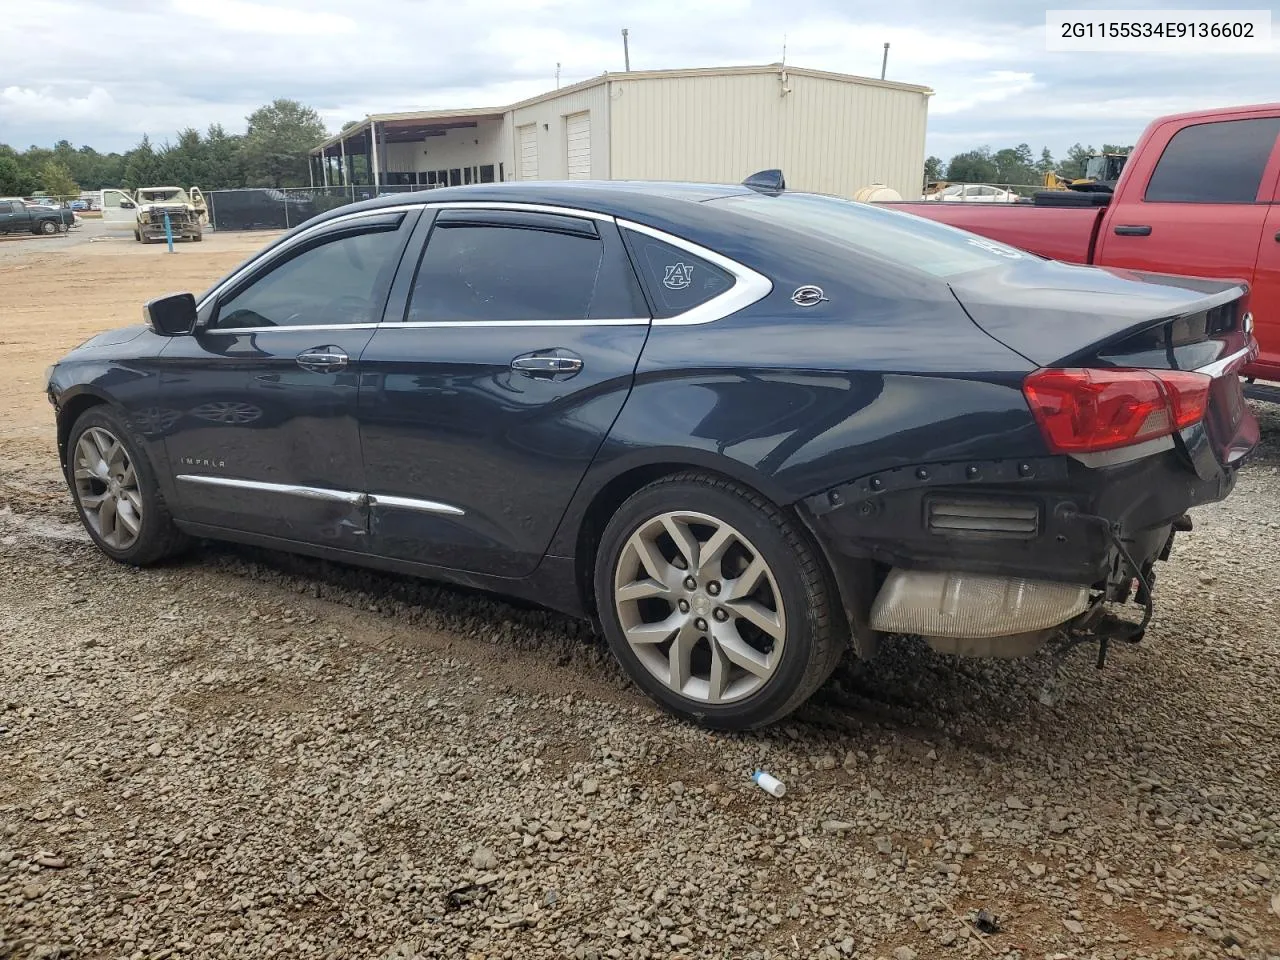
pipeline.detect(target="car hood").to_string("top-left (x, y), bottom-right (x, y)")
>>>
top-left (948, 259), bottom-right (1246, 366)
top-left (67, 324), bottom-right (149, 355)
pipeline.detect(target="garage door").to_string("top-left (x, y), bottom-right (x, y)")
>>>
top-left (566, 112), bottom-right (590, 180)
top-left (518, 125), bottom-right (538, 181)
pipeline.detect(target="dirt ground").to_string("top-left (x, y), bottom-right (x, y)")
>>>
top-left (1, 233), bottom-right (1278, 960)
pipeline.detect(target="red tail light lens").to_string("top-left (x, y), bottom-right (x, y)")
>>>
top-left (1023, 368), bottom-right (1211, 453)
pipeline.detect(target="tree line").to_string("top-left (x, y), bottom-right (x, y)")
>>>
top-left (0, 99), bottom-right (328, 197)
top-left (924, 142), bottom-right (1134, 186)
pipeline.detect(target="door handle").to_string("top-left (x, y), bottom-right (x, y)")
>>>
top-left (510, 353), bottom-right (584, 379)
top-left (296, 345), bottom-right (349, 373)
top-left (1114, 224), bottom-right (1152, 237)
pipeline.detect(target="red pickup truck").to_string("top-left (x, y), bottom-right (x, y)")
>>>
top-left (888, 103), bottom-right (1280, 385)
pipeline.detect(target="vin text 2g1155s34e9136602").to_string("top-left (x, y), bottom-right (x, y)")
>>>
top-left (45, 174), bottom-right (1259, 729)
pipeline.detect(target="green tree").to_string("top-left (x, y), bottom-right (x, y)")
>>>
top-left (1064, 143), bottom-right (1093, 179)
top-left (242, 98), bottom-right (327, 187)
top-left (1036, 147), bottom-right (1056, 175)
top-left (945, 147), bottom-right (997, 184)
top-left (923, 155), bottom-right (943, 183)
top-left (39, 159), bottom-right (79, 197)
top-left (0, 153), bottom-right (38, 195)
top-left (992, 143), bottom-right (1037, 184)
top-left (123, 135), bottom-right (163, 188)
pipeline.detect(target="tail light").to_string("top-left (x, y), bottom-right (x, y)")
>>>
top-left (1022, 367), bottom-right (1211, 454)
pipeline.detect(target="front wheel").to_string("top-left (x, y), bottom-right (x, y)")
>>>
top-left (39, 220), bottom-right (57, 235)
top-left (594, 472), bottom-right (846, 729)
top-left (65, 407), bottom-right (188, 565)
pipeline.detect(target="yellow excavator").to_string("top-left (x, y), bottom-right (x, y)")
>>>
top-left (1044, 153), bottom-right (1129, 193)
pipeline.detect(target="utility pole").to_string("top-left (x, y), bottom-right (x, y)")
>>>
top-left (880, 42), bottom-right (890, 80)
top-left (622, 28), bottom-right (630, 71)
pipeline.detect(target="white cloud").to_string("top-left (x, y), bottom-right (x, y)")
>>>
top-left (0, 0), bottom-right (1277, 161)
top-left (930, 70), bottom-right (1040, 115)
top-left (0, 86), bottom-right (116, 123)
top-left (170, 0), bottom-right (355, 35)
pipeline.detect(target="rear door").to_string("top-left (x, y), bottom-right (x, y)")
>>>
top-left (357, 204), bottom-right (650, 576)
top-left (1097, 116), bottom-right (1280, 312)
top-left (158, 208), bottom-right (419, 548)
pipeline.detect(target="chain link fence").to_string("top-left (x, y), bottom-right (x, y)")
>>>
top-left (205, 184), bottom-right (443, 232)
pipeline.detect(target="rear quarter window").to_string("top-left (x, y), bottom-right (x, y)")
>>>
top-left (709, 193), bottom-right (1028, 279)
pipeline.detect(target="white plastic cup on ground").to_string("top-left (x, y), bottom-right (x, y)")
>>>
top-left (751, 769), bottom-right (785, 797)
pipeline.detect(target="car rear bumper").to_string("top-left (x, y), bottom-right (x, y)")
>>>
top-left (801, 428), bottom-right (1249, 592)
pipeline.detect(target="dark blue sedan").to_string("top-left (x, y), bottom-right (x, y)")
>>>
top-left (46, 176), bottom-right (1259, 728)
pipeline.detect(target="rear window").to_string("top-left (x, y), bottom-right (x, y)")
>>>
top-left (709, 193), bottom-right (1027, 278)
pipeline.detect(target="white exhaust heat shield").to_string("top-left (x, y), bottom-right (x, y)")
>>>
top-left (870, 570), bottom-right (1089, 639)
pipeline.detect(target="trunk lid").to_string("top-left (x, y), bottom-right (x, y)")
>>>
top-left (951, 259), bottom-right (1257, 466)
top-left (948, 259), bottom-right (1248, 367)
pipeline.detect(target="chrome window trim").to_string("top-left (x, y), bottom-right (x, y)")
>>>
top-left (195, 201), bottom-right (773, 331)
top-left (197, 322), bottom-right (382, 335)
top-left (368, 493), bottom-right (465, 516)
top-left (425, 201), bottom-right (614, 222)
top-left (1194, 345), bottom-right (1253, 378)
top-left (176, 474), bottom-right (363, 504)
top-left (196, 204), bottom-right (423, 311)
top-left (390, 318), bottom-right (649, 329)
top-left (615, 218), bottom-right (774, 326)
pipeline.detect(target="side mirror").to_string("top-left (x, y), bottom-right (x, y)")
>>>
top-left (144, 293), bottom-right (197, 336)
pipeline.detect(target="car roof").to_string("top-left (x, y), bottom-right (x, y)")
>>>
top-left (310, 180), bottom-right (758, 228)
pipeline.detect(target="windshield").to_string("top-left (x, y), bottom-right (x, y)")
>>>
top-left (139, 188), bottom-right (187, 203)
top-left (1084, 156), bottom-right (1107, 180)
top-left (709, 192), bottom-right (1029, 278)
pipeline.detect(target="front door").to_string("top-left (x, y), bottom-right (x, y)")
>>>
top-left (158, 208), bottom-right (419, 548)
top-left (357, 206), bottom-right (651, 576)
top-left (100, 189), bottom-right (137, 229)
top-left (0, 199), bottom-right (25, 233)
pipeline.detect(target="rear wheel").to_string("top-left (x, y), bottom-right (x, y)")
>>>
top-left (594, 472), bottom-right (845, 729)
top-left (66, 407), bottom-right (187, 565)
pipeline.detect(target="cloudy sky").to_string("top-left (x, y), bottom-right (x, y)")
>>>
top-left (3, 0), bottom-right (1278, 163)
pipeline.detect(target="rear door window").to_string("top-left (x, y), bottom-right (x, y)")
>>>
top-left (408, 211), bottom-right (645, 322)
top-left (623, 232), bottom-right (736, 318)
top-left (1145, 118), bottom-right (1280, 203)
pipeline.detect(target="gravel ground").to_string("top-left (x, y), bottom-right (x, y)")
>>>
top-left (1, 244), bottom-right (1279, 960)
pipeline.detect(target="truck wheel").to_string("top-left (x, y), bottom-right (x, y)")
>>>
top-left (192, 232), bottom-right (203, 242)
top-left (133, 229), bottom-right (141, 242)
top-left (40, 220), bottom-right (58, 235)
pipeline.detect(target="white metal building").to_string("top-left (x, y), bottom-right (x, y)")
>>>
top-left (311, 64), bottom-right (933, 200)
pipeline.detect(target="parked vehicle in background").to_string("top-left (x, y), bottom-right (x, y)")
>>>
top-left (925, 183), bottom-right (1020, 203)
top-left (887, 103), bottom-right (1280, 385)
top-left (45, 177), bottom-right (1258, 728)
top-left (99, 186), bottom-right (207, 241)
top-left (0, 197), bottom-right (75, 235)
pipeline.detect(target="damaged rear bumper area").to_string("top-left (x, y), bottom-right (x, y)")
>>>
top-left (802, 434), bottom-right (1247, 659)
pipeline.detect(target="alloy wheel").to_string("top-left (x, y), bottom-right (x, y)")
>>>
top-left (613, 510), bottom-right (786, 704)
top-left (72, 426), bottom-right (143, 550)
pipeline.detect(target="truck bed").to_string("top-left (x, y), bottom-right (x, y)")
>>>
top-left (878, 202), bottom-right (1105, 265)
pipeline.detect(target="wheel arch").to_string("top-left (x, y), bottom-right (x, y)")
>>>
top-left (55, 388), bottom-right (113, 469)
top-left (559, 449), bottom-right (799, 624)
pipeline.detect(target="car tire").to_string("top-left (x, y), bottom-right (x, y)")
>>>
top-left (40, 220), bottom-right (57, 235)
top-left (191, 233), bottom-right (203, 242)
top-left (65, 406), bottom-right (188, 566)
top-left (133, 229), bottom-right (142, 242)
top-left (594, 471), bottom-right (846, 730)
